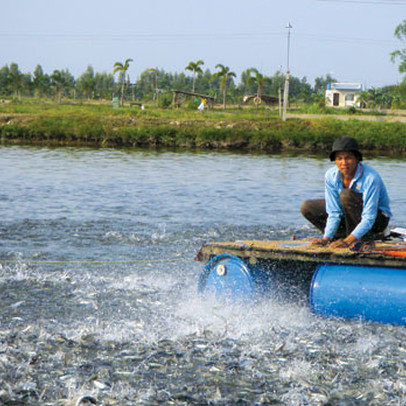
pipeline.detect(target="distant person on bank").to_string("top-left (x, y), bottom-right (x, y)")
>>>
top-left (301, 136), bottom-right (392, 249)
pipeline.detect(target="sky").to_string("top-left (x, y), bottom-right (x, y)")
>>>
top-left (2, 0), bottom-right (406, 89)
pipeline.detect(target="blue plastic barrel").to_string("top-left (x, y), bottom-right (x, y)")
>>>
top-left (310, 264), bottom-right (406, 325)
top-left (198, 254), bottom-right (266, 301)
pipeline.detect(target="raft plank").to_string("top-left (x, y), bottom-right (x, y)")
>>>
top-left (196, 239), bottom-right (406, 269)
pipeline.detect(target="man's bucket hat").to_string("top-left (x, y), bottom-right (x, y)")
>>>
top-left (329, 136), bottom-right (363, 162)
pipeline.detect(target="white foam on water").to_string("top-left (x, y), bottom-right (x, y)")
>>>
top-left (353, 333), bottom-right (380, 355)
top-left (151, 223), bottom-right (167, 242)
top-left (279, 358), bottom-right (317, 382)
top-left (0, 261), bottom-right (31, 281)
top-left (94, 262), bottom-right (313, 343)
top-left (109, 268), bottom-right (180, 293)
top-left (167, 291), bottom-right (318, 343)
top-left (47, 261), bottom-right (321, 347)
top-left (0, 259), bottom-right (75, 285)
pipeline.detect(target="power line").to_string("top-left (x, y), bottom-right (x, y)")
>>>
top-left (0, 31), bottom-right (400, 47)
top-left (0, 31), bottom-right (280, 41)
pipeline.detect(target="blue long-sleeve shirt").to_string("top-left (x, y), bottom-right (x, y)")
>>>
top-left (323, 163), bottom-right (392, 240)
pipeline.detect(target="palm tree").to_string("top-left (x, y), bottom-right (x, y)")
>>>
top-left (113, 58), bottom-right (133, 106)
top-left (212, 64), bottom-right (236, 109)
top-left (246, 68), bottom-right (272, 107)
top-left (185, 60), bottom-right (204, 93)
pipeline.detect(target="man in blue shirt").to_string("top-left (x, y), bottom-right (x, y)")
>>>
top-left (301, 136), bottom-right (392, 249)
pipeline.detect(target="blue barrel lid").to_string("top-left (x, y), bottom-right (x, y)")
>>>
top-left (198, 254), bottom-right (256, 301)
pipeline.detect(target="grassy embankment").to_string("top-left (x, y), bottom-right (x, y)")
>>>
top-left (1, 100), bottom-right (406, 155)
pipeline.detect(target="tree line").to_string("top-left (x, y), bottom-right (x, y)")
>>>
top-left (0, 59), bottom-right (405, 110)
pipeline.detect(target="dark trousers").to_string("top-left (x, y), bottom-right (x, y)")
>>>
top-left (300, 189), bottom-right (389, 240)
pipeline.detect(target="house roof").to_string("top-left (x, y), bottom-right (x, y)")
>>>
top-left (327, 82), bottom-right (362, 91)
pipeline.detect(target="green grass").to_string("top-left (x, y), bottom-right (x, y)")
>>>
top-left (1, 99), bottom-right (406, 155)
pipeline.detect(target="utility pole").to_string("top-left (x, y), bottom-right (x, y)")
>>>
top-left (282, 22), bottom-right (292, 122)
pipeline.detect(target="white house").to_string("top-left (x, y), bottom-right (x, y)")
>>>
top-left (325, 82), bottom-right (363, 108)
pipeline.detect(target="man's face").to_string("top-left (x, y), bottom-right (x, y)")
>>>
top-left (335, 151), bottom-right (358, 178)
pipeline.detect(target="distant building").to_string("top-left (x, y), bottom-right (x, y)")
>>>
top-left (325, 82), bottom-right (363, 108)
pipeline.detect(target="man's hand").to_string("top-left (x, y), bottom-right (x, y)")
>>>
top-left (329, 235), bottom-right (357, 249)
top-left (310, 237), bottom-right (330, 246)
top-left (310, 234), bottom-right (358, 249)
top-left (329, 239), bottom-right (350, 249)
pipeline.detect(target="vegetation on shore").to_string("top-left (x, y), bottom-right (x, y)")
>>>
top-left (1, 59), bottom-right (406, 111)
top-left (1, 100), bottom-right (406, 155)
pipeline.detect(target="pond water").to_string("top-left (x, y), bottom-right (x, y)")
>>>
top-left (1, 145), bottom-right (406, 405)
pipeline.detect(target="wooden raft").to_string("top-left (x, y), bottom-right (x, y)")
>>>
top-left (196, 239), bottom-right (406, 269)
